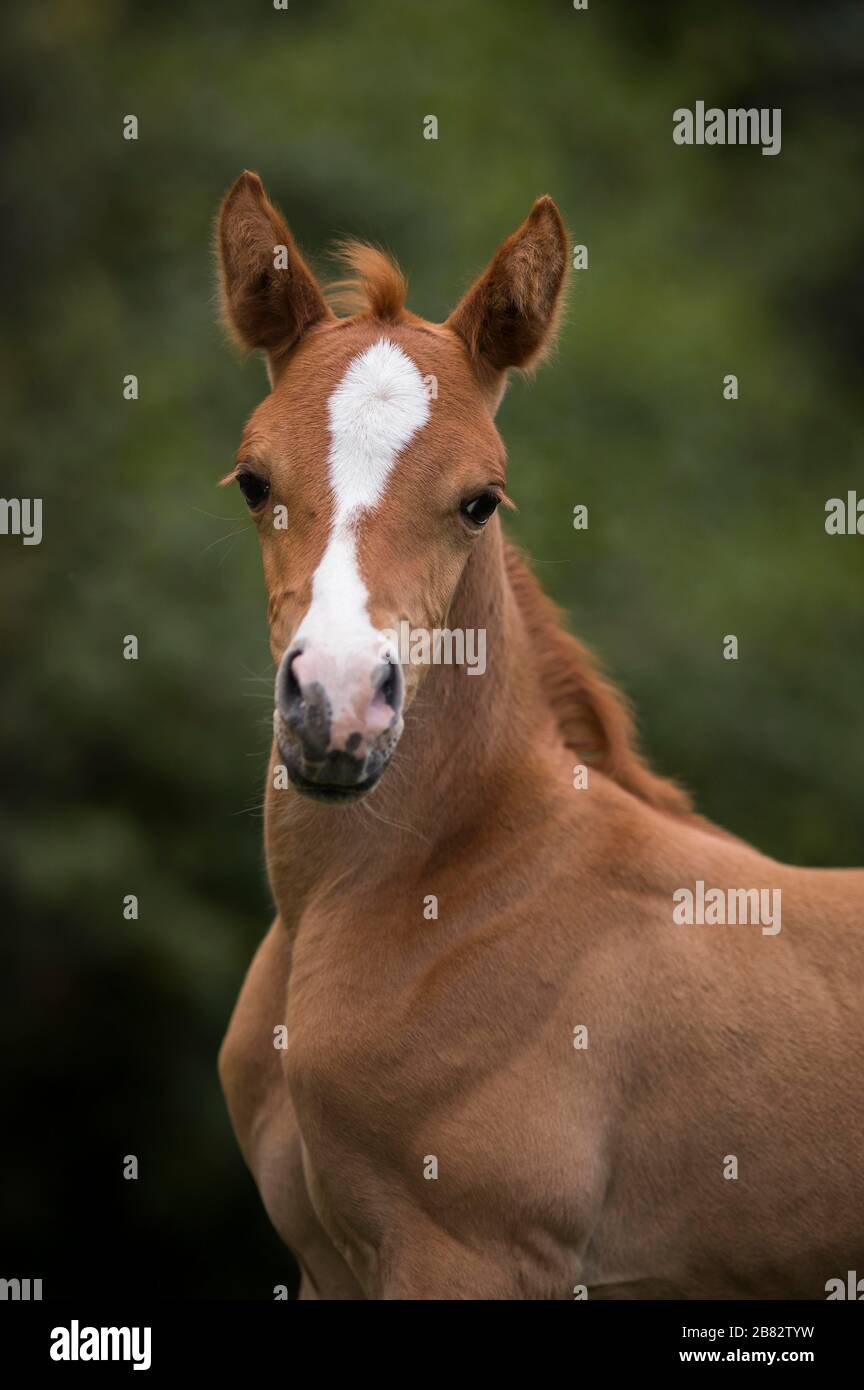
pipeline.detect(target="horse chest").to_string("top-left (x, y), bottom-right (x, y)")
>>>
top-left (284, 991), bottom-right (595, 1278)
top-left (278, 909), bottom-right (606, 1291)
top-left (284, 933), bottom-right (541, 1137)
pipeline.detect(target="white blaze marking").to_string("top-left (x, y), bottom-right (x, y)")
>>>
top-left (295, 339), bottom-right (430, 657)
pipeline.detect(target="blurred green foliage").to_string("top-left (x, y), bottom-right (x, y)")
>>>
top-left (1, 0), bottom-right (861, 1296)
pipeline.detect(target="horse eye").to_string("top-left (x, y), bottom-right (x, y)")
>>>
top-left (461, 490), bottom-right (501, 528)
top-left (237, 471), bottom-right (270, 509)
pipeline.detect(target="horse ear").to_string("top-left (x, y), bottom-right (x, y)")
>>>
top-left (447, 197), bottom-right (568, 380)
top-left (217, 171), bottom-right (332, 367)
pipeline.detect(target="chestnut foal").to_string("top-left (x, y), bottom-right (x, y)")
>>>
top-left (217, 172), bottom-right (864, 1300)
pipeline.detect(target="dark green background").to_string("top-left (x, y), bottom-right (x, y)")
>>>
top-left (1, 0), bottom-right (861, 1297)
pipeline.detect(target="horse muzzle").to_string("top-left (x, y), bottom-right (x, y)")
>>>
top-left (273, 641), bottom-right (404, 801)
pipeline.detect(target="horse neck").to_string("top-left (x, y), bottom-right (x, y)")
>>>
top-left (265, 519), bottom-right (562, 896)
top-left (399, 519), bottom-right (562, 817)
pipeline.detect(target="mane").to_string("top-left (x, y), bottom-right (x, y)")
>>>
top-left (504, 541), bottom-right (693, 816)
top-left (325, 240), bottom-right (408, 321)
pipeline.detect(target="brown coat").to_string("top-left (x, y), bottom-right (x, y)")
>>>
top-left (216, 173), bottom-right (864, 1300)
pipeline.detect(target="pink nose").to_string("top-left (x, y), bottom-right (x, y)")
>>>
top-left (277, 643), bottom-right (403, 761)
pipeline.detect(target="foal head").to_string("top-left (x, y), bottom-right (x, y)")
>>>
top-left (217, 172), bottom-right (567, 801)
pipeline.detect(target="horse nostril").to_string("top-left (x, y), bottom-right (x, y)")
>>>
top-left (375, 659), bottom-right (403, 714)
top-left (278, 646), bottom-right (305, 721)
